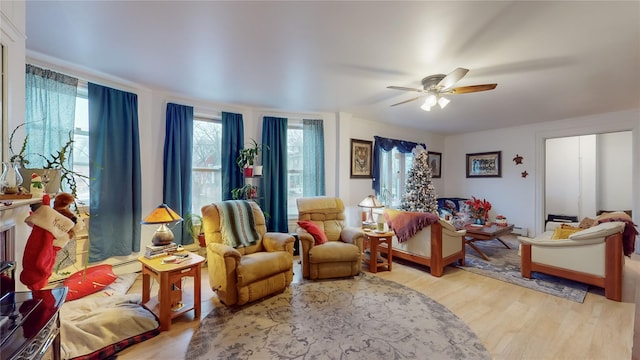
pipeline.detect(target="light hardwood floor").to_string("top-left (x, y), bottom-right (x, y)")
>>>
top-left (117, 236), bottom-right (639, 360)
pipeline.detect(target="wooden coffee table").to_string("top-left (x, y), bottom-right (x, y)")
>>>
top-left (462, 223), bottom-right (514, 260)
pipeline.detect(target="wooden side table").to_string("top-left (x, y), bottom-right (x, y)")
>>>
top-left (138, 252), bottom-right (205, 331)
top-left (362, 230), bottom-right (394, 273)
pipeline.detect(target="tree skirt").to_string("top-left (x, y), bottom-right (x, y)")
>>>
top-left (186, 273), bottom-right (489, 360)
top-left (459, 237), bottom-right (590, 303)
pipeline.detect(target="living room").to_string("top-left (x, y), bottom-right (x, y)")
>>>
top-left (1, 1), bottom-right (639, 359)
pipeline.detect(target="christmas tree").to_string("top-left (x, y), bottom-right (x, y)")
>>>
top-left (400, 145), bottom-right (438, 213)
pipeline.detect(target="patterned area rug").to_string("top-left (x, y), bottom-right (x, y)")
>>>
top-left (459, 237), bottom-right (590, 303)
top-left (186, 273), bottom-right (490, 360)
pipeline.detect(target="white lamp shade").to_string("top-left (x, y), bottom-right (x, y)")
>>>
top-left (438, 96), bottom-right (450, 109)
top-left (358, 195), bottom-right (383, 208)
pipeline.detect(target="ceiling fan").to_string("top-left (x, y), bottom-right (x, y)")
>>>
top-left (387, 68), bottom-right (497, 111)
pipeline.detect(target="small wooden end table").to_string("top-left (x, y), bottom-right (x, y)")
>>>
top-left (138, 252), bottom-right (205, 331)
top-left (362, 230), bottom-right (394, 273)
top-left (463, 223), bottom-right (514, 261)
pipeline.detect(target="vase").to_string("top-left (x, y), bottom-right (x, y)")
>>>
top-left (474, 218), bottom-right (485, 225)
top-left (0, 162), bottom-right (24, 195)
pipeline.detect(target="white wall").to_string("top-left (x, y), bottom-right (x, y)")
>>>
top-left (599, 131), bottom-right (633, 211)
top-left (444, 109), bottom-right (640, 237)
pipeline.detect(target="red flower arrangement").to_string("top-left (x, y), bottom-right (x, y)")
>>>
top-left (465, 196), bottom-right (492, 220)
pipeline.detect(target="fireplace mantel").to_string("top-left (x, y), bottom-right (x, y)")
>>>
top-left (0, 198), bottom-right (43, 291)
top-left (0, 198), bottom-right (42, 212)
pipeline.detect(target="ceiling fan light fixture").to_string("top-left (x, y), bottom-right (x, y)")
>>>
top-left (420, 101), bottom-right (432, 111)
top-left (425, 93), bottom-right (437, 107)
top-left (438, 96), bottom-right (450, 109)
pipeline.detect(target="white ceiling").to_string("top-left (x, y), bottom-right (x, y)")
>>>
top-left (24, 1), bottom-right (640, 135)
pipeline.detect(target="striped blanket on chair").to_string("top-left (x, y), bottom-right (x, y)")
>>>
top-left (215, 200), bottom-right (261, 248)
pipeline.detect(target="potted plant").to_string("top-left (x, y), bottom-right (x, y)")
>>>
top-left (231, 183), bottom-right (258, 200)
top-left (9, 122), bottom-right (88, 199)
top-left (184, 213), bottom-right (206, 248)
top-left (236, 139), bottom-right (269, 177)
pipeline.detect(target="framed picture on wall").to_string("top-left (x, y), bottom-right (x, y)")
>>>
top-left (350, 139), bottom-right (373, 178)
top-left (428, 151), bottom-right (442, 178)
top-left (466, 151), bottom-right (502, 178)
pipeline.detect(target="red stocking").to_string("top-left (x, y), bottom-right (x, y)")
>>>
top-left (20, 226), bottom-right (61, 291)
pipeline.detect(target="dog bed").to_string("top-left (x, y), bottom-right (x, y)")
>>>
top-left (60, 274), bottom-right (160, 359)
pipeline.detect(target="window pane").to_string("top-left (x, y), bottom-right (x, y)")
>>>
top-left (193, 120), bottom-right (221, 169)
top-left (378, 148), bottom-right (413, 207)
top-left (287, 127), bottom-right (303, 216)
top-left (192, 118), bottom-right (221, 214)
top-left (72, 96), bottom-right (90, 203)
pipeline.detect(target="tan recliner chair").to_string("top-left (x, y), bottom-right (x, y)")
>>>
top-left (201, 201), bottom-right (295, 306)
top-left (296, 197), bottom-right (364, 280)
top-left (519, 221), bottom-right (626, 301)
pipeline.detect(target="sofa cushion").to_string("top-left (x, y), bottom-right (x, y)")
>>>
top-left (297, 220), bottom-right (328, 245)
top-left (308, 241), bottom-right (359, 264)
top-left (236, 251), bottom-right (292, 286)
top-left (569, 221), bottom-right (625, 240)
top-left (551, 225), bottom-right (582, 240)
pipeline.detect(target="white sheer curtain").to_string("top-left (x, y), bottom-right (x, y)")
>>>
top-left (25, 64), bottom-right (78, 168)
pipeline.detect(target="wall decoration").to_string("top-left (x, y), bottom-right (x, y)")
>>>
top-left (427, 151), bottom-right (442, 178)
top-left (466, 151), bottom-right (502, 178)
top-left (521, 170), bottom-right (529, 178)
top-left (350, 139), bottom-right (373, 178)
top-left (513, 154), bottom-right (523, 165)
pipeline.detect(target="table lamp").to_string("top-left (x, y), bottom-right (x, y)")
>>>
top-left (358, 195), bottom-right (383, 225)
top-left (142, 204), bottom-right (183, 246)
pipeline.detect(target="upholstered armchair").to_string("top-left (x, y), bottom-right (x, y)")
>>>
top-left (519, 221), bottom-right (626, 301)
top-left (296, 197), bottom-right (364, 280)
top-left (201, 200), bottom-right (295, 306)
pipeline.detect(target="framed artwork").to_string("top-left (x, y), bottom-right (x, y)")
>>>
top-left (466, 151), bottom-right (502, 178)
top-left (350, 139), bottom-right (373, 178)
top-left (428, 151), bottom-right (442, 178)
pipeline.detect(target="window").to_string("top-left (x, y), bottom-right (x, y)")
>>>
top-left (191, 116), bottom-right (222, 214)
top-left (378, 148), bottom-right (413, 207)
top-left (72, 85), bottom-right (89, 204)
top-left (287, 120), bottom-right (303, 216)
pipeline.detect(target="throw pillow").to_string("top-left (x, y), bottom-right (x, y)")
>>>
top-left (578, 217), bottom-right (595, 229)
top-left (64, 264), bottom-right (118, 301)
top-left (297, 221), bottom-right (328, 245)
top-left (551, 225), bottom-right (582, 240)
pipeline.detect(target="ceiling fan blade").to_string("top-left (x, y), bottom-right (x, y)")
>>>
top-left (437, 68), bottom-right (469, 90)
top-left (450, 84), bottom-right (497, 94)
top-left (390, 96), bottom-right (421, 107)
top-left (387, 86), bottom-right (424, 93)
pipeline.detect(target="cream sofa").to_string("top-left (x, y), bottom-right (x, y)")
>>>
top-left (519, 221), bottom-right (626, 301)
top-left (390, 219), bottom-right (467, 277)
